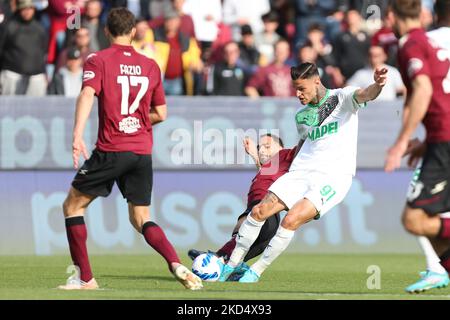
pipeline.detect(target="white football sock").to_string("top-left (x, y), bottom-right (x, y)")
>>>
top-left (251, 226), bottom-right (295, 276)
top-left (228, 215), bottom-right (265, 268)
top-left (417, 236), bottom-right (446, 274)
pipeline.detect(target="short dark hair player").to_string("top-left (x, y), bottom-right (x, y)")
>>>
top-left (58, 8), bottom-right (202, 290)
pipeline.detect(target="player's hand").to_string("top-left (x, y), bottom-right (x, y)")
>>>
top-left (384, 140), bottom-right (408, 172)
top-left (374, 67), bottom-right (388, 87)
top-left (72, 138), bottom-right (89, 169)
top-left (243, 137), bottom-right (258, 160)
top-left (404, 138), bottom-right (426, 168)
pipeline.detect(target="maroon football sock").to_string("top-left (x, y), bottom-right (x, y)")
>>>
top-left (438, 218), bottom-right (450, 240)
top-left (440, 249), bottom-right (450, 273)
top-left (216, 235), bottom-right (237, 260)
top-left (142, 221), bottom-right (180, 271)
top-left (65, 216), bottom-right (93, 282)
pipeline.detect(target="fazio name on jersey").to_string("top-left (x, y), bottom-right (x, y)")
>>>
top-left (120, 64), bottom-right (142, 76)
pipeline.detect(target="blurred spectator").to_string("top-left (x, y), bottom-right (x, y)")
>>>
top-left (338, 0), bottom-right (389, 35)
top-left (239, 25), bottom-right (261, 76)
top-left (149, 0), bottom-right (165, 19)
top-left (333, 9), bottom-right (370, 80)
top-left (371, 7), bottom-right (397, 67)
top-left (325, 3), bottom-right (345, 42)
top-left (47, 0), bottom-right (86, 67)
top-left (0, 0), bottom-right (13, 24)
top-left (294, 0), bottom-right (337, 46)
top-left (148, 0), bottom-right (195, 38)
top-left (347, 46), bottom-right (405, 101)
top-left (255, 11), bottom-right (280, 66)
top-left (183, 0), bottom-right (222, 56)
top-left (150, 6), bottom-right (202, 95)
top-left (0, 0), bottom-right (47, 95)
top-left (295, 44), bottom-right (333, 88)
top-left (33, 1), bottom-right (51, 32)
top-left (81, 0), bottom-right (108, 51)
top-left (132, 17), bottom-right (156, 59)
top-left (222, 0), bottom-right (270, 41)
top-left (269, 0), bottom-right (295, 40)
top-left (245, 39), bottom-right (294, 98)
top-left (48, 47), bottom-right (83, 96)
top-left (56, 26), bottom-right (94, 71)
top-left (207, 22), bottom-right (233, 64)
top-left (110, 0), bottom-right (150, 20)
top-left (305, 23), bottom-right (335, 66)
top-left (209, 41), bottom-right (245, 96)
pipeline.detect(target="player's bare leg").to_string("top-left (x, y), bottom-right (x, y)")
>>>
top-left (402, 207), bottom-right (450, 271)
top-left (219, 193), bottom-right (286, 281)
top-left (58, 187), bottom-right (99, 290)
top-left (402, 206), bottom-right (450, 292)
top-left (240, 198), bottom-right (317, 282)
top-left (402, 206), bottom-right (443, 237)
top-left (128, 203), bottom-right (202, 290)
top-left (227, 193), bottom-right (285, 266)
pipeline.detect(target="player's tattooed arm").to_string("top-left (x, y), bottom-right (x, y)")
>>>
top-left (243, 137), bottom-right (261, 168)
top-left (149, 104), bottom-right (167, 125)
top-left (354, 67), bottom-right (388, 103)
top-left (72, 86), bottom-right (95, 169)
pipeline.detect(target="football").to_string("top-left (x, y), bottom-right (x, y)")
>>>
top-left (191, 253), bottom-right (222, 282)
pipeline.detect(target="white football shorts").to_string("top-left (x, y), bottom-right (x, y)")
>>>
top-left (268, 170), bottom-right (353, 218)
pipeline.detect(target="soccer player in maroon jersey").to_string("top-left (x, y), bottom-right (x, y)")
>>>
top-left (187, 134), bottom-right (296, 279)
top-left (385, 0), bottom-right (450, 293)
top-left (58, 8), bottom-right (202, 290)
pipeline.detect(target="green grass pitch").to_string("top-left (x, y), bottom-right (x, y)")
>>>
top-left (1, 254), bottom-right (449, 300)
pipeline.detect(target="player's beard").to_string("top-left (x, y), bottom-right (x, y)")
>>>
top-left (259, 154), bottom-right (271, 165)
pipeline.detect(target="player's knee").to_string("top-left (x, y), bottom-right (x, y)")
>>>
top-left (281, 214), bottom-right (300, 231)
top-left (62, 196), bottom-right (75, 217)
top-left (251, 204), bottom-right (267, 221)
top-left (128, 215), bottom-right (140, 232)
top-left (402, 210), bottom-right (424, 235)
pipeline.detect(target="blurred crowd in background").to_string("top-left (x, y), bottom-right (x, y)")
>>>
top-left (0, 0), bottom-right (438, 99)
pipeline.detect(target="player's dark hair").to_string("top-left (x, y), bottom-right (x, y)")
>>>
top-left (390, 0), bottom-right (421, 19)
top-left (259, 133), bottom-right (284, 149)
top-left (434, 0), bottom-right (450, 25)
top-left (291, 63), bottom-right (319, 80)
top-left (106, 7), bottom-right (136, 37)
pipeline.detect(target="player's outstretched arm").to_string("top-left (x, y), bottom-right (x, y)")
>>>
top-left (354, 67), bottom-right (388, 104)
top-left (243, 137), bottom-right (260, 168)
top-left (72, 86), bottom-right (95, 169)
top-left (149, 104), bottom-right (167, 125)
top-left (384, 75), bottom-right (432, 172)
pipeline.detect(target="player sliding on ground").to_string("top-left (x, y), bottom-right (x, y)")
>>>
top-left (219, 62), bottom-right (387, 283)
top-left (188, 134), bottom-right (296, 280)
top-left (58, 8), bottom-right (202, 290)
